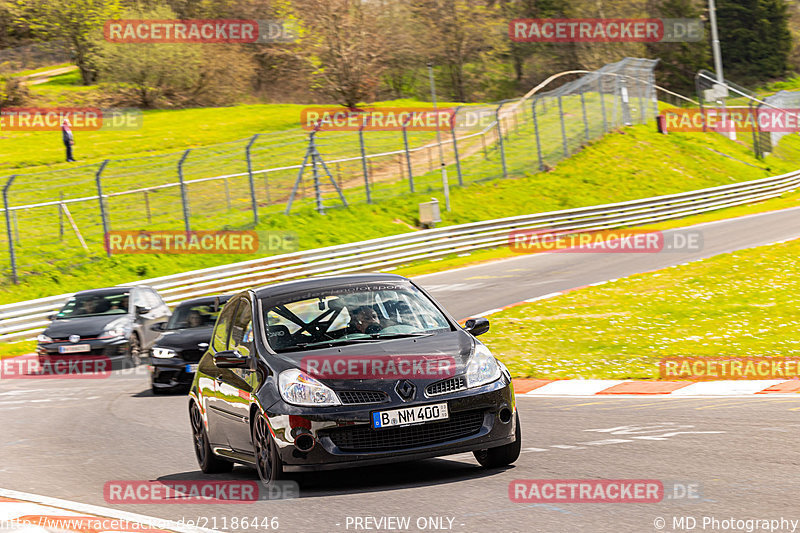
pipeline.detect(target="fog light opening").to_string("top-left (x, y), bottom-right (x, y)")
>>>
top-left (499, 407), bottom-right (513, 424)
top-left (295, 433), bottom-right (315, 452)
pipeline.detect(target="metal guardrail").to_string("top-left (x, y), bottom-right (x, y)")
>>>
top-left (2, 169), bottom-right (799, 342)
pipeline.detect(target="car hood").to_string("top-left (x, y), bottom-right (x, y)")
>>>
top-left (44, 314), bottom-right (129, 338)
top-left (155, 327), bottom-right (213, 350)
top-left (269, 330), bottom-right (475, 386)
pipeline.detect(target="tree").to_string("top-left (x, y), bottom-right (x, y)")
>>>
top-left (715, 0), bottom-right (792, 83)
top-left (645, 0), bottom-right (710, 94)
top-left (13, 0), bottom-right (122, 85)
top-left (291, 0), bottom-right (387, 107)
top-left (410, 0), bottom-right (507, 102)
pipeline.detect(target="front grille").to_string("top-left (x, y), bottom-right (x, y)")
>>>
top-left (337, 390), bottom-right (389, 405)
top-left (180, 349), bottom-right (205, 363)
top-left (426, 376), bottom-right (467, 396)
top-left (324, 409), bottom-right (485, 452)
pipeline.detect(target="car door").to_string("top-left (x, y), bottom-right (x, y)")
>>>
top-left (215, 296), bottom-right (258, 452)
top-left (204, 298), bottom-right (239, 448)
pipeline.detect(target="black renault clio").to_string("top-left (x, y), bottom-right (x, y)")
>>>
top-left (188, 274), bottom-right (520, 486)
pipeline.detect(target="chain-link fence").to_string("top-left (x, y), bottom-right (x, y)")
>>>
top-left (0, 57), bottom-right (658, 283)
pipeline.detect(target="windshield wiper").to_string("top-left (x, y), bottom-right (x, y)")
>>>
top-left (367, 332), bottom-right (433, 339)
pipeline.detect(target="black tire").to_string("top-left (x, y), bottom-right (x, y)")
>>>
top-left (151, 385), bottom-right (167, 395)
top-left (474, 412), bottom-right (522, 468)
top-left (190, 402), bottom-right (234, 474)
top-left (252, 412), bottom-right (284, 487)
top-left (126, 333), bottom-right (142, 367)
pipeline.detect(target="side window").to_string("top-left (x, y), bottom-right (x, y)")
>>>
top-left (212, 300), bottom-right (239, 352)
top-left (230, 300), bottom-right (253, 357)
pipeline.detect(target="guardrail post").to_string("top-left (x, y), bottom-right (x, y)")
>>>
top-left (580, 92), bottom-right (590, 140)
top-left (532, 97), bottom-right (544, 171)
top-left (245, 134), bottom-right (260, 225)
top-left (177, 149), bottom-right (191, 233)
top-left (558, 95), bottom-right (568, 157)
top-left (599, 75), bottom-right (608, 133)
top-left (3, 176), bottom-right (18, 284)
top-left (450, 106), bottom-right (463, 186)
top-left (95, 160), bottom-right (111, 257)
top-left (358, 120), bottom-right (372, 203)
top-left (495, 101), bottom-right (508, 179)
top-left (402, 118), bottom-right (414, 192)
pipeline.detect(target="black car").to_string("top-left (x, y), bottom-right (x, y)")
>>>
top-left (188, 274), bottom-right (520, 486)
top-left (37, 286), bottom-right (171, 369)
top-left (149, 294), bottom-right (231, 394)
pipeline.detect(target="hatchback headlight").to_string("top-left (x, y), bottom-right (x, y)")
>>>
top-left (37, 334), bottom-right (53, 344)
top-left (99, 319), bottom-right (127, 339)
top-left (152, 347), bottom-right (178, 359)
top-left (279, 369), bottom-right (341, 407)
top-left (465, 343), bottom-right (502, 388)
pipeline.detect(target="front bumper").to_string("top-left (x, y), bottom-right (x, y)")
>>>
top-left (37, 337), bottom-right (129, 369)
top-left (265, 377), bottom-right (516, 472)
top-left (150, 358), bottom-right (196, 389)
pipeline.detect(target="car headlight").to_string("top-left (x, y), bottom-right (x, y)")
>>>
top-left (37, 334), bottom-right (53, 343)
top-left (152, 347), bottom-right (178, 359)
top-left (465, 343), bottom-right (502, 388)
top-left (99, 319), bottom-right (127, 339)
top-left (279, 368), bottom-right (341, 407)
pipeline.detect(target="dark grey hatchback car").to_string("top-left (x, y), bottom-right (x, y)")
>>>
top-left (188, 274), bottom-right (521, 487)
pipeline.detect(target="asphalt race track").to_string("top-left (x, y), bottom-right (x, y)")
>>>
top-left (3, 207), bottom-right (800, 533)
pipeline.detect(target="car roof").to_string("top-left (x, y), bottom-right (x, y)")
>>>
top-left (174, 294), bottom-right (233, 308)
top-left (73, 286), bottom-right (144, 296)
top-left (252, 274), bottom-right (410, 298)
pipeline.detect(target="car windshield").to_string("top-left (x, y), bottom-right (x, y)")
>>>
top-left (55, 291), bottom-right (130, 319)
top-left (261, 282), bottom-right (452, 352)
top-left (166, 302), bottom-right (221, 330)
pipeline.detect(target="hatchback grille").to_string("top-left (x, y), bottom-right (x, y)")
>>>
top-left (337, 390), bottom-right (389, 405)
top-left (324, 409), bottom-right (485, 452)
top-left (426, 376), bottom-right (467, 396)
top-left (180, 349), bottom-right (205, 363)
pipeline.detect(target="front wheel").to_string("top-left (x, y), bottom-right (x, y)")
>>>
top-left (252, 412), bottom-right (284, 487)
top-left (125, 333), bottom-right (142, 367)
top-left (474, 412), bottom-right (521, 468)
top-left (190, 402), bottom-right (234, 474)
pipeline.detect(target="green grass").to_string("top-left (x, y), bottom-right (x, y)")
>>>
top-left (0, 341), bottom-right (35, 359)
top-left (4, 122), bottom-right (800, 304)
top-left (481, 238), bottom-right (800, 380)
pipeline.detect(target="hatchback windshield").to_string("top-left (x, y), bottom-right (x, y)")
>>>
top-left (55, 291), bottom-right (130, 318)
top-left (166, 302), bottom-right (222, 330)
top-left (262, 283), bottom-right (452, 352)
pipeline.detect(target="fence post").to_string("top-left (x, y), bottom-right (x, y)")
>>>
top-left (558, 95), bottom-right (568, 157)
top-left (619, 76), bottom-right (632, 125)
top-left (599, 75), bottom-right (608, 133)
top-left (751, 102), bottom-right (761, 159)
top-left (451, 106), bottom-right (463, 186)
top-left (532, 97), bottom-right (544, 171)
top-left (310, 133), bottom-right (324, 214)
top-left (245, 134), bottom-right (260, 225)
top-left (3, 175), bottom-right (17, 284)
top-left (580, 92), bottom-right (590, 140)
top-left (177, 149), bottom-right (191, 234)
top-left (95, 160), bottom-right (111, 257)
top-left (495, 101), bottom-right (508, 178)
top-left (638, 78), bottom-right (645, 123)
top-left (358, 122), bottom-right (372, 203)
top-left (402, 118), bottom-right (414, 192)
top-left (59, 191), bottom-right (64, 240)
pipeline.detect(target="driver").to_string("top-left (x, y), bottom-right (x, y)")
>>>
top-left (187, 310), bottom-right (204, 328)
top-left (351, 306), bottom-right (382, 334)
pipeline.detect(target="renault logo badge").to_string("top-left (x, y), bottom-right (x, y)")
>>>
top-left (395, 380), bottom-right (416, 401)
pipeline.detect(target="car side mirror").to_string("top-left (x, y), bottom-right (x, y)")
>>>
top-left (464, 317), bottom-right (490, 337)
top-left (214, 350), bottom-right (249, 368)
top-left (136, 306), bottom-right (151, 316)
top-left (47, 313), bottom-right (56, 320)
top-left (150, 322), bottom-right (165, 331)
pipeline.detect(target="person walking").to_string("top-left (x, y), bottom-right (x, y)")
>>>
top-left (61, 118), bottom-right (75, 162)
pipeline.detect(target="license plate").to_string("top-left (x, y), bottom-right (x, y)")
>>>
top-left (372, 402), bottom-right (449, 429)
top-left (185, 364), bottom-right (198, 373)
top-left (58, 344), bottom-right (90, 354)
